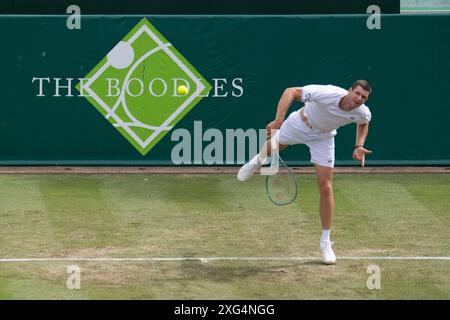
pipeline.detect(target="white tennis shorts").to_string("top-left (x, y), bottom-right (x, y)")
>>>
top-left (275, 110), bottom-right (336, 168)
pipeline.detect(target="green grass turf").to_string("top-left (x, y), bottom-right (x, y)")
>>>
top-left (0, 173), bottom-right (449, 299)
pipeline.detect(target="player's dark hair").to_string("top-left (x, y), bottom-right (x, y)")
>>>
top-left (352, 80), bottom-right (372, 94)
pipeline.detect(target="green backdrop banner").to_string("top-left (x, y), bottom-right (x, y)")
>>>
top-left (1, 15), bottom-right (449, 165)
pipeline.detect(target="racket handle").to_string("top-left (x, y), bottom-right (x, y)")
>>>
top-left (270, 133), bottom-right (278, 151)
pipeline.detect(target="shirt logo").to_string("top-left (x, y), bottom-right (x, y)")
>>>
top-left (304, 93), bottom-right (311, 102)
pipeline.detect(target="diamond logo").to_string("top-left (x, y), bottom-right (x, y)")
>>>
top-left (77, 18), bottom-right (212, 155)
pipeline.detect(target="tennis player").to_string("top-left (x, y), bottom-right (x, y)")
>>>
top-left (237, 80), bottom-right (373, 264)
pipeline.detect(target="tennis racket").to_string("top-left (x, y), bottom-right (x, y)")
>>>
top-left (264, 134), bottom-right (298, 206)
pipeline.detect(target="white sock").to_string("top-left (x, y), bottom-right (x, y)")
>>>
top-left (320, 229), bottom-right (331, 244)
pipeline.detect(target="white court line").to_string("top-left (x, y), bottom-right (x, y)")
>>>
top-left (0, 256), bottom-right (449, 262)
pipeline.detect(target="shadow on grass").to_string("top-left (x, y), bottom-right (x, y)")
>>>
top-left (158, 259), bottom-right (328, 283)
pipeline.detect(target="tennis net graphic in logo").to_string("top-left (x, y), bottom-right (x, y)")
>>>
top-left (77, 18), bottom-right (212, 155)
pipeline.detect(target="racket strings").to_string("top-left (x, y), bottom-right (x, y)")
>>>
top-left (266, 163), bottom-right (297, 205)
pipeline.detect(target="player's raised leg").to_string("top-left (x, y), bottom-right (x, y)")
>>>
top-left (314, 164), bottom-right (336, 264)
top-left (237, 137), bottom-right (288, 182)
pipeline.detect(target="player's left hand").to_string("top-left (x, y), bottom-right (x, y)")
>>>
top-left (353, 147), bottom-right (372, 167)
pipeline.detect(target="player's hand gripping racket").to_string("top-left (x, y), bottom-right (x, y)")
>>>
top-left (264, 132), bottom-right (298, 206)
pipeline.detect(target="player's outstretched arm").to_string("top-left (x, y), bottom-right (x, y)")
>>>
top-left (353, 123), bottom-right (372, 167)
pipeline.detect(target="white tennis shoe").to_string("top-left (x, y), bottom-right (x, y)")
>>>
top-left (237, 156), bottom-right (262, 181)
top-left (320, 241), bottom-right (336, 265)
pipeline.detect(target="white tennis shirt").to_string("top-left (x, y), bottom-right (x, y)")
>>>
top-left (301, 85), bottom-right (372, 133)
